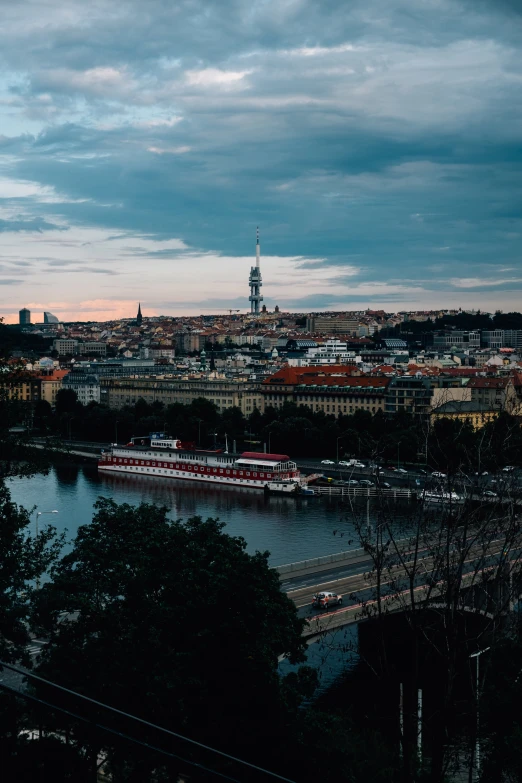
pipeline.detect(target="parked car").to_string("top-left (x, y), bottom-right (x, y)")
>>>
top-left (354, 462), bottom-right (365, 468)
top-left (503, 466), bottom-right (515, 472)
top-left (347, 479), bottom-right (359, 486)
top-left (385, 465), bottom-right (396, 471)
top-left (396, 468), bottom-right (408, 474)
top-left (338, 460), bottom-right (351, 466)
top-left (321, 460), bottom-right (335, 465)
top-left (359, 479), bottom-right (374, 487)
top-left (432, 471), bottom-right (447, 478)
top-left (483, 490), bottom-right (498, 498)
top-left (312, 591), bottom-right (342, 609)
top-left (379, 482), bottom-right (392, 488)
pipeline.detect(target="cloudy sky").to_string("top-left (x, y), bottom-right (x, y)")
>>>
top-left (1, 0), bottom-right (522, 322)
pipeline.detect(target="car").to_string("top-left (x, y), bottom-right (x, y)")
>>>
top-left (354, 462), bottom-right (365, 468)
top-left (338, 460), bottom-right (351, 466)
top-left (359, 479), bottom-right (374, 487)
top-left (483, 490), bottom-right (498, 498)
top-left (379, 481), bottom-right (392, 488)
top-left (312, 591), bottom-right (342, 609)
top-left (385, 465), bottom-right (396, 471)
top-left (503, 466), bottom-right (515, 472)
top-left (396, 468), bottom-right (408, 474)
top-left (431, 471), bottom-right (447, 478)
top-left (321, 460), bottom-right (335, 465)
top-left (347, 479), bottom-right (359, 486)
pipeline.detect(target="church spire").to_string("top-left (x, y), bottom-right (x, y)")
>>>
top-left (136, 302), bottom-right (143, 326)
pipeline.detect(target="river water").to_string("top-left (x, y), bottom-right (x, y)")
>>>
top-left (7, 463), bottom-right (398, 565)
top-left (7, 463), bottom-right (412, 690)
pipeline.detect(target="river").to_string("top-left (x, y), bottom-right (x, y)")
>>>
top-left (6, 462), bottom-right (399, 565)
top-left (7, 463), bottom-right (413, 690)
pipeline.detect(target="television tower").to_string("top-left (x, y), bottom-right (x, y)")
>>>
top-left (248, 227), bottom-right (263, 315)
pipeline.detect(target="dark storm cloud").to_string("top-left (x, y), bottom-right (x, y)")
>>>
top-left (1, 0), bottom-right (522, 310)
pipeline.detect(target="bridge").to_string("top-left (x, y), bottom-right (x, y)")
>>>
top-left (278, 538), bottom-right (520, 639)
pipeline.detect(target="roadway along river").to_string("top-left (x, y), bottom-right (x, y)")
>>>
top-left (7, 462), bottom-right (414, 566)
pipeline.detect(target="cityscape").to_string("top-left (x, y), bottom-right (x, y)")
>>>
top-left (2, 1), bottom-right (522, 782)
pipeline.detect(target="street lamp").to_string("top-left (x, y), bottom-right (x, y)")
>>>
top-left (115, 419), bottom-right (119, 444)
top-left (336, 430), bottom-right (351, 463)
top-left (34, 510), bottom-right (58, 589)
top-left (469, 646), bottom-right (490, 779)
top-left (195, 418), bottom-right (203, 446)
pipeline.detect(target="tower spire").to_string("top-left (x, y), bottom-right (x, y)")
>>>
top-left (249, 226), bottom-right (263, 315)
top-left (136, 302), bottom-right (143, 326)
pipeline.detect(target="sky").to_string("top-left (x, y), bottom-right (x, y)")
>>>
top-left (1, 0), bottom-right (522, 323)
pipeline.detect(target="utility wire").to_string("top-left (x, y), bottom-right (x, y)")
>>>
top-left (0, 661), bottom-right (296, 783)
top-left (0, 679), bottom-right (243, 783)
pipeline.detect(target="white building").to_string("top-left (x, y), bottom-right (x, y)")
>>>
top-left (62, 372), bottom-right (101, 405)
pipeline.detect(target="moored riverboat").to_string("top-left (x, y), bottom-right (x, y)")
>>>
top-left (98, 433), bottom-right (301, 490)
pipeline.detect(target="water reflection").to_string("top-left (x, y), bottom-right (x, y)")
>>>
top-left (9, 465), bottom-right (415, 565)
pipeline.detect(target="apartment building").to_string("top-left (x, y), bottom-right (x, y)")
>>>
top-left (261, 367), bottom-right (389, 417)
top-left (432, 331), bottom-right (481, 350)
top-left (37, 370), bottom-right (69, 406)
top-left (305, 315), bottom-right (359, 335)
top-left (385, 376), bottom-right (433, 416)
top-left (53, 338), bottom-right (78, 356)
top-left (99, 377), bottom-right (262, 415)
top-left (63, 371), bottom-right (101, 405)
top-left (1, 376), bottom-right (40, 403)
top-left (430, 401), bottom-right (499, 430)
top-left (467, 377), bottom-right (518, 412)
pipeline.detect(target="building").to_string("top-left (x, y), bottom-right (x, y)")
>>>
top-left (78, 342), bottom-right (108, 357)
top-left (53, 338), bottom-right (79, 356)
top-left (63, 371), bottom-right (101, 405)
top-left (72, 359), bottom-right (156, 379)
top-left (467, 377), bottom-right (518, 412)
top-left (432, 331), bottom-right (481, 349)
top-left (430, 401), bottom-right (499, 430)
top-left (482, 330), bottom-right (522, 350)
top-left (248, 228), bottom-right (263, 315)
top-left (304, 339), bottom-right (360, 366)
top-left (100, 377), bottom-right (263, 416)
top-left (36, 370), bottom-right (69, 407)
top-left (44, 311), bottom-right (60, 324)
top-left (261, 366), bottom-right (390, 417)
top-left (385, 376), bottom-right (433, 416)
top-left (305, 315), bottom-right (359, 335)
top-left (481, 330), bottom-right (505, 350)
top-left (2, 375), bottom-right (40, 403)
top-left (136, 303), bottom-right (143, 327)
top-left (19, 308), bottom-right (31, 326)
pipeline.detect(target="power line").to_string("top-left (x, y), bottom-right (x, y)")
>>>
top-left (0, 679), bottom-right (242, 783)
top-left (0, 661), bottom-right (296, 783)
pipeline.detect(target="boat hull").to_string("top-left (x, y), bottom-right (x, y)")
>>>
top-left (99, 462), bottom-right (274, 489)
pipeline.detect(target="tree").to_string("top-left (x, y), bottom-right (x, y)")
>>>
top-left (33, 499), bottom-right (306, 776)
top-left (55, 388), bottom-right (78, 416)
top-left (0, 483), bottom-right (62, 665)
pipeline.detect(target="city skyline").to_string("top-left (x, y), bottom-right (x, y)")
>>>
top-left (2, 0), bottom-right (522, 322)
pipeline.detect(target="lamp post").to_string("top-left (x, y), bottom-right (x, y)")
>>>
top-left (469, 646), bottom-right (490, 780)
top-left (336, 430), bottom-right (351, 464)
top-left (115, 419), bottom-right (119, 445)
top-left (34, 510), bottom-right (58, 589)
